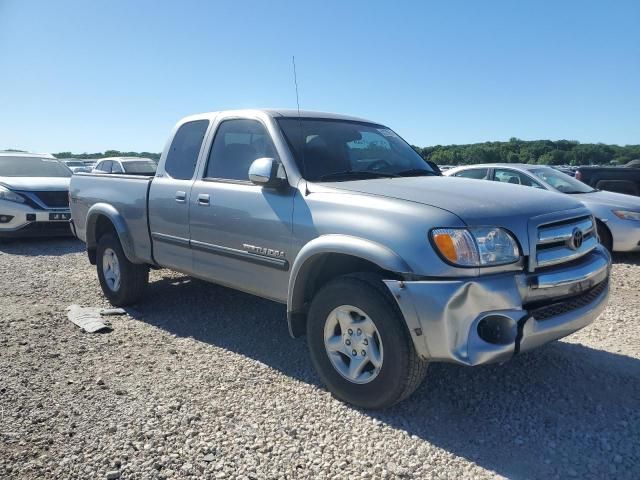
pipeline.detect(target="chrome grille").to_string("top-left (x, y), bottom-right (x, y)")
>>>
top-left (535, 215), bottom-right (597, 268)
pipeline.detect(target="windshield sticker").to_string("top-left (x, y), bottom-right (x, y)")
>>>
top-left (377, 128), bottom-right (397, 138)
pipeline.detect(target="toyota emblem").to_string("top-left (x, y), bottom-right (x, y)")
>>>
top-left (570, 228), bottom-right (584, 250)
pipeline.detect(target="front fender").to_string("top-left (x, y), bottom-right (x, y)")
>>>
top-left (287, 235), bottom-right (412, 333)
top-left (86, 203), bottom-right (138, 263)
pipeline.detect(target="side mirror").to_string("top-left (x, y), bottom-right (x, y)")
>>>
top-left (248, 158), bottom-right (286, 188)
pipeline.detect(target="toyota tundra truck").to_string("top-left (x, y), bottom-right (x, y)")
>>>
top-left (70, 109), bottom-right (611, 409)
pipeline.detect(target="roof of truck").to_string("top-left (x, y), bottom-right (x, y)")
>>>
top-left (181, 109), bottom-right (380, 125)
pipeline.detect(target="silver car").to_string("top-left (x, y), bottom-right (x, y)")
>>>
top-left (62, 159), bottom-right (92, 174)
top-left (445, 163), bottom-right (640, 252)
top-left (92, 157), bottom-right (157, 176)
top-left (0, 152), bottom-right (73, 239)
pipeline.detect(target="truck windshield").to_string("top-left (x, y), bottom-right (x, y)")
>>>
top-left (277, 118), bottom-right (435, 181)
top-left (530, 167), bottom-right (595, 194)
top-left (0, 156), bottom-right (72, 177)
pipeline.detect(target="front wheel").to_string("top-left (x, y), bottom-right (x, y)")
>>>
top-left (96, 233), bottom-right (148, 306)
top-left (307, 274), bottom-right (428, 409)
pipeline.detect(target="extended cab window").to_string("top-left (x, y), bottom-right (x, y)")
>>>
top-left (206, 119), bottom-right (277, 181)
top-left (454, 168), bottom-right (489, 179)
top-left (165, 120), bottom-right (209, 180)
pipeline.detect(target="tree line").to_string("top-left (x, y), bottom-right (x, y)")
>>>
top-left (412, 139), bottom-right (640, 166)
top-left (41, 139), bottom-right (640, 167)
top-left (53, 150), bottom-right (161, 161)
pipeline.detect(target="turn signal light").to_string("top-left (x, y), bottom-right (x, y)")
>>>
top-left (433, 232), bottom-right (457, 262)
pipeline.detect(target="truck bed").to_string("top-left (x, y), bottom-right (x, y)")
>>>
top-left (69, 173), bottom-right (154, 263)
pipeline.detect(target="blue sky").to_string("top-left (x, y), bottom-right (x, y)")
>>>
top-left (0, 0), bottom-right (638, 153)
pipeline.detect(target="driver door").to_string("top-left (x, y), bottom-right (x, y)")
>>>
top-left (189, 118), bottom-right (294, 301)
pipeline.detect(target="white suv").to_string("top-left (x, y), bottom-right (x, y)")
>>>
top-left (0, 152), bottom-right (73, 239)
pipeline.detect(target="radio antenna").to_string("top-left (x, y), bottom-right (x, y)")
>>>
top-left (292, 55), bottom-right (309, 194)
top-left (292, 55), bottom-right (301, 117)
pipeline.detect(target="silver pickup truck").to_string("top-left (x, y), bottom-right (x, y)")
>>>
top-left (70, 109), bottom-right (611, 408)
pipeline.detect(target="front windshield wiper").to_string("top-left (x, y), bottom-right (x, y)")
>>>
top-left (395, 168), bottom-right (439, 177)
top-left (563, 190), bottom-right (596, 194)
top-left (318, 170), bottom-right (398, 182)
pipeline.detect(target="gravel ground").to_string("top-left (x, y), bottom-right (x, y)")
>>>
top-left (1, 238), bottom-right (639, 479)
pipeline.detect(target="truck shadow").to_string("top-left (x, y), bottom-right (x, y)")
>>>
top-left (132, 273), bottom-right (639, 480)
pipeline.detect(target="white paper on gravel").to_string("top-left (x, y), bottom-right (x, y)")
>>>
top-left (66, 304), bottom-right (126, 333)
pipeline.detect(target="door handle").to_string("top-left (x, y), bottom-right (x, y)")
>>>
top-left (197, 193), bottom-right (210, 206)
top-left (175, 191), bottom-right (187, 203)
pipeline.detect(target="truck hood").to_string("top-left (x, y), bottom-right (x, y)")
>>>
top-left (318, 176), bottom-right (583, 228)
top-left (0, 176), bottom-right (71, 191)
top-left (570, 189), bottom-right (640, 210)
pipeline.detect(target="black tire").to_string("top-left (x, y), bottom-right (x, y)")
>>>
top-left (96, 233), bottom-right (148, 306)
top-left (596, 220), bottom-right (613, 253)
top-left (307, 273), bottom-right (428, 409)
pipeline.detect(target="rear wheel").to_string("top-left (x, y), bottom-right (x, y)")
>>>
top-left (596, 220), bottom-right (613, 252)
top-left (96, 233), bottom-right (148, 306)
top-left (307, 273), bottom-right (428, 409)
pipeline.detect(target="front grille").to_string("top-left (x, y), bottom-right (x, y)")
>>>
top-left (534, 215), bottom-right (597, 269)
top-left (33, 191), bottom-right (69, 208)
top-left (18, 190), bottom-right (70, 209)
top-left (527, 280), bottom-right (608, 321)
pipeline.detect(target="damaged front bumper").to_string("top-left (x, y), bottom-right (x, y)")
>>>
top-left (384, 245), bottom-right (611, 366)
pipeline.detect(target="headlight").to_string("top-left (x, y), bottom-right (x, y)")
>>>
top-left (613, 210), bottom-right (640, 222)
top-left (0, 186), bottom-right (25, 204)
top-left (431, 227), bottom-right (520, 267)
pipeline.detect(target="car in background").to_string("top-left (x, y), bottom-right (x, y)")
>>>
top-left (0, 152), bottom-right (73, 239)
top-left (92, 157), bottom-right (157, 175)
top-left (445, 163), bottom-right (640, 252)
top-left (575, 163), bottom-right (640, 197)
top-left (61, 159), bottom-right (92, 173)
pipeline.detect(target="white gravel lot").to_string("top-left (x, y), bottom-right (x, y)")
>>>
top-left (1, 238), bottom-right (639, 479)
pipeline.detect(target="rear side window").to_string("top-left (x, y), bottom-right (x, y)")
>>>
top-left (164, 120), bottom-right (209, 180)
top-left (454, 168), bottom-right (489, 179)
top-left (205, 119), bottom-right (277, 181)
top-left (96, 161), bottom-right (111, 173)
top-left (494, 168), bottom-right (544, 188)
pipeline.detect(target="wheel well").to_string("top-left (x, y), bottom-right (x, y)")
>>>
top-left (88, 215), bottom-right (117, 264)
top-left (289, 253), bottom-right (401, 337)
top-left (595, 218), bottom-right (613, 248)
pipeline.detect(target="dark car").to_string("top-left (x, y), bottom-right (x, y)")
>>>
top-left (575, 163), bottom-right (640, 197)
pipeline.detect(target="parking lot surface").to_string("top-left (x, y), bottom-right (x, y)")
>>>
top-left (1, 239), bottom-right (638, 479)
